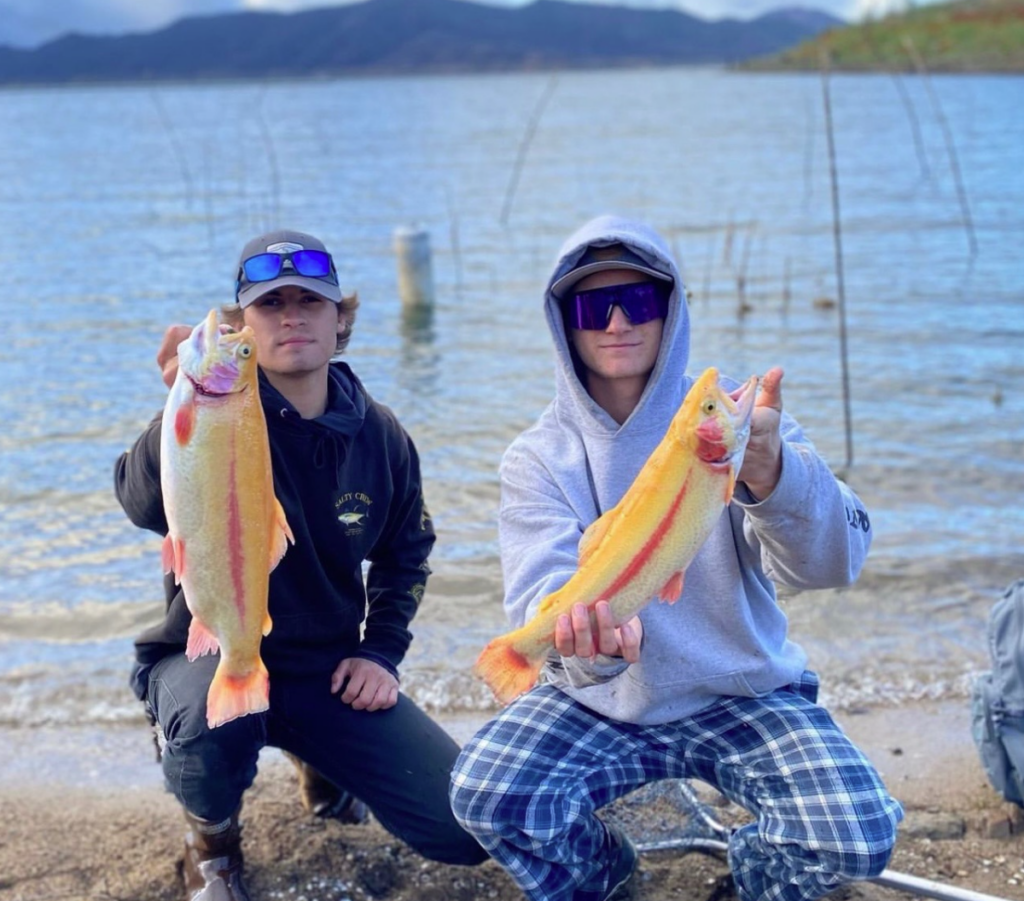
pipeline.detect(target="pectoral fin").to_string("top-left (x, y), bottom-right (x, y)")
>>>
top-left (162, 534), bottom-right (185, 585)
top-left (724, 470), bottom-right (736, 505)
top-left (658, 571), bottom-right (684, 603)
top-left (269, 497), bottom-right (295, 572)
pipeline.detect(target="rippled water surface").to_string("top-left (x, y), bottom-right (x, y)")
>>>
top-left (1, 68), bottom-right (1022, 729)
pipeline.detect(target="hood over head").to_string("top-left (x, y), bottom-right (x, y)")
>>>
top-left (544, 214), bottom-right (691, 436)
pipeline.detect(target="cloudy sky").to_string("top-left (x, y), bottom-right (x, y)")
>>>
top-left (0, 0), bottom-right (936, 49)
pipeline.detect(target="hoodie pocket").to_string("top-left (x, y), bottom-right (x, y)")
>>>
top-left (625, 663), bottom-right (761, 698)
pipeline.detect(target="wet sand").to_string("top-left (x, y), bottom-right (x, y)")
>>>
top-left (1, 700), bottom-right (1022, 901)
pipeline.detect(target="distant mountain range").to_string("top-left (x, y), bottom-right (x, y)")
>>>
top-left (0, 0), bottom-right (842, 85)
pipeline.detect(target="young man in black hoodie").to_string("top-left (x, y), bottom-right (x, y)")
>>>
top-left (115, 229), bottom-right (486, 901)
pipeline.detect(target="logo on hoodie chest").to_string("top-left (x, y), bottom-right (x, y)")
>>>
top-left (335, 491), bottom-right (373, 536)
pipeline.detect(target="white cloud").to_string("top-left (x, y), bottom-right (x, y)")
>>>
top-left (852, 0), bottom-right (912, 18)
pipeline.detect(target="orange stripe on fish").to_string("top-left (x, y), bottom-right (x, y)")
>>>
top-left (225, 450), bottom-right (247, 625)
top-left (473, 367), bottom-right (759, 705)
top-left (602, 471), bottom-right (693, 601)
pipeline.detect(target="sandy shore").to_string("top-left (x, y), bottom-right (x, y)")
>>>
top-left (1, 700), bottom-right (1022, 901)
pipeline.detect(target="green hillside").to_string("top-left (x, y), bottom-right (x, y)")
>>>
top-left (746, 0), bottom-right (1024, 72)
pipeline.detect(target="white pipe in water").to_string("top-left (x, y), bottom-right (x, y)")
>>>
top-left (393, 225), bottom-right (435, 309)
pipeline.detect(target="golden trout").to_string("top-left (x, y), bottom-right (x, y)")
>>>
top-left (474, 367), bottom-right (759, 704)
top-left (160, 310), bottom-right (294, 728)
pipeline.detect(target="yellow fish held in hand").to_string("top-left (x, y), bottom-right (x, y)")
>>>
top-left (474, 367), bottom-right (759, 705)
top-left (160, 310), bottom-right (294, 728)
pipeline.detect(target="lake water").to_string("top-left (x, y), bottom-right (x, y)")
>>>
top-left (0, 67), bottom-right (1022, 739)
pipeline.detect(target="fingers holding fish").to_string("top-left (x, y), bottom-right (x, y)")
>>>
top-left (616, 615), bottom-right (643, 664)
top-left (157, 324), bottom-right (192, 388)
top-left (554, 604), bottom-right (592, 658)
top-left (757, 366), bottom-right (784, 412)
top-left (157, 321), bottom-right (240, 388)
top-left (554, 601), bottom-right (640, 662)
top-left (738, 367), bottom-right (785, 499)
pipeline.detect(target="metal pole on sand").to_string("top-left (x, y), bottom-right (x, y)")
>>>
top-left (633, 781), bottom-right (1014, 901)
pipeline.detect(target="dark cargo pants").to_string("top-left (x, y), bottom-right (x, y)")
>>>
top-left (140, 652), bottom-right (486, 865)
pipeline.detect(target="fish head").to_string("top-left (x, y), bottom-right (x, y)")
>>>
top-left (677, 367), bottom-right (758, 474)
top-left (176, 309), bottom-right (258, 399)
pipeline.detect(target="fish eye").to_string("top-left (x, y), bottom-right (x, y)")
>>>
top-left (703, 399), bottom-right (716, 414)
top-left (238, 344), bottom-right (253, 359)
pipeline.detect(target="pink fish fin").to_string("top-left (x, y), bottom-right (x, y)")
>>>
top-left (262, 611), bottom-right (273, 638)
top-left (724, 469), bottom-right (737, 505)
top-left (161, 534), bottom-right (175, 578)
top-left (577, 510), bottom-right (614, 569)
top-left (268, 497), bottom-right (294, 573)
top-left (473, 632), bottom-right (545, 706)
top-left (206, 657), bottom-right (270, 729)
top-left (186, 615), bottom-right (220, 661)
top-left (174, 397), bottom-right (196, 446)
top-left (162, 534), bottom-right (186, 584)
top-left (658, 571), bottom-right (685, 604)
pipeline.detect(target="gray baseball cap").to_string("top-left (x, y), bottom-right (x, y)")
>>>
top-left (551, 243), bottom-right (673, 299)
top-left (235, 229), bottom-right (342, 307)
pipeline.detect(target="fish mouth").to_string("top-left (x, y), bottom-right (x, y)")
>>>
top-left (188, 375), bottom-right (248, 399)
top-left (730, 375), bottom-right (759, 426)
top-left (702, 447), bottom-right (738, 471)
top-left (188, 374), bottom-right (228, 397)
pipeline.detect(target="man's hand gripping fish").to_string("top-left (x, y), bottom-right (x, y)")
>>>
top-left (474, 367), bottom-right (759, 705)
top-left (160, 310), bottom-right (294, 728)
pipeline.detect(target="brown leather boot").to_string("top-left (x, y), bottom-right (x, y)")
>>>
top-left (182, 807), bottom-right (251, 901)
top-left (284, 751), bottom-right (368, 824)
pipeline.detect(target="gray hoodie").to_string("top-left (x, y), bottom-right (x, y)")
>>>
top-left (497, 215), bottom-right (872, 725)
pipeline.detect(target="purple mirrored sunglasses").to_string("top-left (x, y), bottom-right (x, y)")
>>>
top-left (563, 281), bottom-right (671, 330)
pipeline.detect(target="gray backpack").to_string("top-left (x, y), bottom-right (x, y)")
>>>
top-left (971, 579), bottom-right (1024, 807)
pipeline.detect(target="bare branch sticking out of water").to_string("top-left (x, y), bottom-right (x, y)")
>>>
top-left (802, 90), bottom-right (816, 213)
top-left (149, 90), bottom-right (194, 211)
top-left (889, 72), bottom-right (934, 187)
top-left (700, 232), bottom-right (715, 307)
top-left (782, 256), bottom-right (792, 320)
top-left (860, 25), bottom-right (934, 189)
top-left (500, 75), bottom-right (559, 228)
top-left (446, 183), bottom-right (463, 296)
top-left (735, 224), bottom-right (755, 319)
top-left (203, 140), bottom-right (216, 261)
top-left (721, 213), bottom-right (735, 268)
top-left (820, 50), bottom-right (854, 473)
top-left (254, 85), bottom-right (281, 229)
top-left (901, 36), bottom-right (978, 259)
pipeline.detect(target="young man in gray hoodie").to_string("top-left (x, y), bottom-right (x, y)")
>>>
top-left (450, 215), bottom-right (902, 901)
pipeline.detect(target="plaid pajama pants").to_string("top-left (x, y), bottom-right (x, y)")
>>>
top-left (450, 673), bottom-right (903, 901)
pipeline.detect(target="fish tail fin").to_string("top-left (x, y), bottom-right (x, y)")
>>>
top-left (473, 633), bottom-right (545, 705)
top-left (185, 615), bottom-right (220, 661)
top-left (206, 657), bottom-right (270, 729)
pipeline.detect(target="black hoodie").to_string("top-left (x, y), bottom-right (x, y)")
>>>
top-left (115, 362), bottom-right (435, 690)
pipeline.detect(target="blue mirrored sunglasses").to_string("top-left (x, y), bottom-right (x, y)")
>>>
top-left (239, 249), bottom-right (338, 285)
top-left (564, 281), bottom-right (670, 330)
